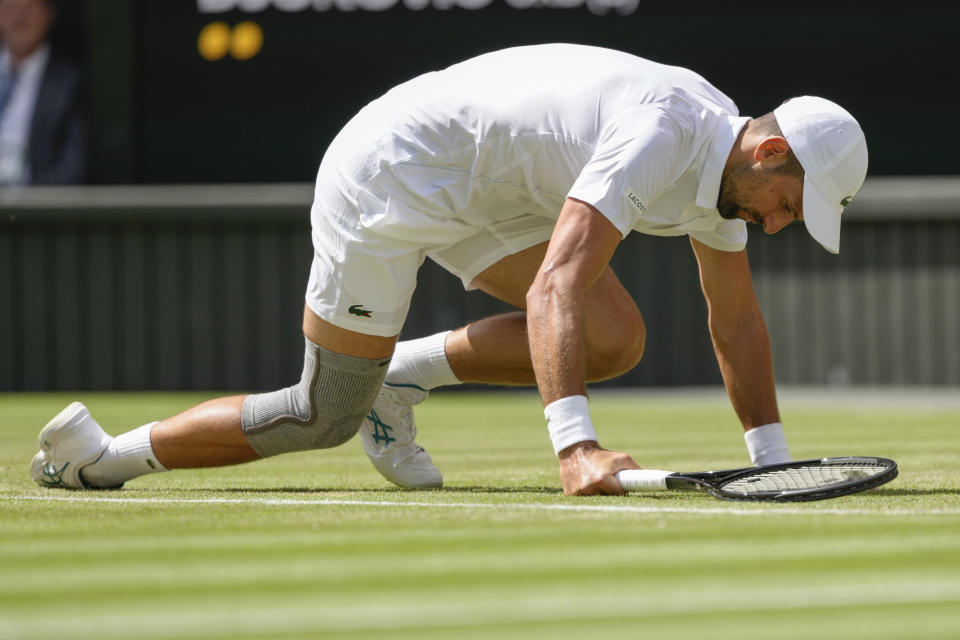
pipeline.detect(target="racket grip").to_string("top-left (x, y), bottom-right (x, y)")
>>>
top-left (615, 469), bottom-right (672, 491)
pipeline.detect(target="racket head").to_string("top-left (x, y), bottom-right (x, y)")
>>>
top-left (704, 457), bottom-right (898, 502)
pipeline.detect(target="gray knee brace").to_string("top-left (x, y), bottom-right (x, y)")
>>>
top-left (241, 338), bottom-right (390, 458)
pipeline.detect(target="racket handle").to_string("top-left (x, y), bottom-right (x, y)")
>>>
top-left (616, 469), bottom-right (672, 491)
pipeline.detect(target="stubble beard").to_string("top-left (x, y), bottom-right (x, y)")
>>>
top-left (717, 162), bottom-right (763, 225)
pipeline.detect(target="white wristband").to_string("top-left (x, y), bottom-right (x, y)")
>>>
top-left (544, 395), bottom-right (598, 455)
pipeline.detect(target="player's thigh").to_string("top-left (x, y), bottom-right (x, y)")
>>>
top-left (469, 241), bottom-right (549, 308)
top-left (302, 308), bottom-right (396, 360)
top-left (429, 212), bottom-right (554, 303)
top-left (465, 237), bottom-right (645, 367)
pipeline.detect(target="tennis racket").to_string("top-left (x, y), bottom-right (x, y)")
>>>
top-left (615, 457), bottom-right (898, 502)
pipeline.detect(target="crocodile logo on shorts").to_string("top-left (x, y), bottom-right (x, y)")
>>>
top-left (840, 196), bottom-right (852, 210)
top-left (348, 304), bottom-right (372, 317)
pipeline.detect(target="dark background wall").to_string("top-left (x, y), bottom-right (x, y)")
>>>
top-left (64, 1), bottom-right (960, 184)
top-left (3, 184), bottom-right (957, 391)
top-left (5, 2), bottom-right (957, 391)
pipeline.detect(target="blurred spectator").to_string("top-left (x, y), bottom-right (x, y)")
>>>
top-left (0, 0), bottom-right (84, 185)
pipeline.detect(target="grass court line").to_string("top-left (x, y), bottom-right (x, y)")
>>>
top-left (6, 493), bottom-right (959, 516)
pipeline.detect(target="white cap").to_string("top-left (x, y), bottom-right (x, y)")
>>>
top-left (773, 97), bottom-right (868, 254)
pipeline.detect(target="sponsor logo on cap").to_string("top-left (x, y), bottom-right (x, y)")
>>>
top-left (840, 196), bottom-right (852, 210)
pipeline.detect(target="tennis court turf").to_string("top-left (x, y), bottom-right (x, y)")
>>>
top-left (2, 390), bottom-right (958, 639)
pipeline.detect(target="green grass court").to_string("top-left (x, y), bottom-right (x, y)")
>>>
top-left (1, 390), bottom-right (958, 639)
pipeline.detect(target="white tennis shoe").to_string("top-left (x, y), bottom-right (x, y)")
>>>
top-left (31, 402), bottom-right (118, 489)
top-left (360, 383), bottom-right (442, 489)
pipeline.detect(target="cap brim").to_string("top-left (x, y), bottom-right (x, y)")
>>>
top-left (803, 179), bottom-right (842, 254)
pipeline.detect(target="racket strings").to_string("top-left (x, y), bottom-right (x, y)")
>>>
top-left (721, 464), bottom-right (886, 494)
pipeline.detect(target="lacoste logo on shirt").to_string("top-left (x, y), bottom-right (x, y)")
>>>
top-left (349, 304), bottom-right (373, 317)
top-left (625, 190), bottom-right (646, 213)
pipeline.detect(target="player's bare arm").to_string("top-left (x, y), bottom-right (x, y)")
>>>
top-left (526, 198), bottom-right (619, 403)
top-left (689, 237), bottom-right (780, 429)
top-left (526, 197), bottom-right (641, 495)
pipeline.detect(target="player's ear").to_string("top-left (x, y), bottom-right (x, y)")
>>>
top-left (754, 136), bottom-right (790, 167)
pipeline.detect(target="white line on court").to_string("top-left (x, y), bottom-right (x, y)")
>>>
top-left (5, 494), bottom-right (959, 516)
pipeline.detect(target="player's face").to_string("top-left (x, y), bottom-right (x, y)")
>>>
top-left (718, 163), bottom-right (804, 235)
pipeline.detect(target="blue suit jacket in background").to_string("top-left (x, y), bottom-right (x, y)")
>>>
top-left (29, 48), bottom-right (85, 185)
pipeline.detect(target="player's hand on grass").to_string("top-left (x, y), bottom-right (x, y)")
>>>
top-left (557, 441), bottom-right (641, 496)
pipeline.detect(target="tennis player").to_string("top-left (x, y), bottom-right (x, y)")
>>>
top-left (32, 44), bottom-right (867, 496)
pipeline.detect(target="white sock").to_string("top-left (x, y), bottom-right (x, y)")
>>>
top-left (744, 422), bottom-right (792, 466)
top-left (386, 330), bottom-right (460, 390)
top-left (81, 422), bottom-right (167, 487)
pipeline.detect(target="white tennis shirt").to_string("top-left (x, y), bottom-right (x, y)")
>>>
top-left (335, 43), bottom-right (749, 252)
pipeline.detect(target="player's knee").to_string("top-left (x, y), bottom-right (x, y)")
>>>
top-left (586, 307), bottom-right (646, 381)
top-left (240, 338), bottom-right (390, 457)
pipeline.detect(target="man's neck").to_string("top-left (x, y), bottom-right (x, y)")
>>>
top-left (723, 119), bottom-right (755, 175)
top-left (4, 42), bottom-right (47, 69)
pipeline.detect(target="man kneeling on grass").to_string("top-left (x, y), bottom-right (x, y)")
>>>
top-left (31, 44), bottom-right (867, 496)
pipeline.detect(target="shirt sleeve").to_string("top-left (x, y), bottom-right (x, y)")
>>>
top-left (567, 106), bottom-right (691, 237)
top-left (689, 219), bottom-right (749, 252)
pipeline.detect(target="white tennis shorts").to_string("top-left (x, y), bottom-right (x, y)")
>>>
top-left (305, 138), bottom-right (555, 338)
